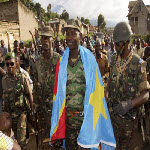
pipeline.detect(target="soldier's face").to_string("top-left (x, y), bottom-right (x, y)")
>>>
top-left (6, 59), bottom-right (16, 76)
top-left (41, 36), bottom-right (53, 56)
top-left (66, 28), bottom-right (80, 51)
top-left (115, 41), bottom-right (124, 53)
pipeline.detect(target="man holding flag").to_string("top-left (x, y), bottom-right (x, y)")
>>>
top-left (50, 19), bottom-right (116, 150)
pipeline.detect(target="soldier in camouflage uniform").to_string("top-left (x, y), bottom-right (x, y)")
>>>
top-left (33, 26), bottom-right (60, 141)
top-left (107, 22), bottom-right (150, 150)
top-left (2, 52), bottom-right (33, 149)
top-left (63, 19), bottom-right (90, 150)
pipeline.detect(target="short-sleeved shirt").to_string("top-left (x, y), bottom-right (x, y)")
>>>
top-left (0, 46), bottom-right (8, 57)
top-left (108, 53), bottom-right (150, 116)
top-left (2, 72), bottom-right (31, 118)
top-left (66, 56), bottom-right (86, 129)
top-left (0, 131), bottom-right (14, 150)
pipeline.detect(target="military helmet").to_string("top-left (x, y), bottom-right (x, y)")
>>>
top-left (113, 22), bottom-right (132, 43)
top-left (40, 26), bottom-right (54, 37)
top-left (63, 18), bottom-right (82, 32)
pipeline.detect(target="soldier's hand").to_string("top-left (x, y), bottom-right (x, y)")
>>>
top-left (52, 139), bottom-right (63, 148)
top-left (113, 100), bottom-right (133, 115)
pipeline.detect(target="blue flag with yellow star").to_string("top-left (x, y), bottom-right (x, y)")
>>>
top-left (50, 45), bottom-right (116, 149)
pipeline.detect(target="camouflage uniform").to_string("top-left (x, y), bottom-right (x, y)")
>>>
top-left (108, 52), bottom-right (150, 150)
top-left (33, 51), bottom-right (60, 138)
top-left (65, 56), bottom-right (89, 150)
top-left (2, 71), bottom-right (31, 149)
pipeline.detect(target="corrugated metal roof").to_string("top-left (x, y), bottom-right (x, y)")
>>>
top-left (48, 20), bottom-right (59, 24)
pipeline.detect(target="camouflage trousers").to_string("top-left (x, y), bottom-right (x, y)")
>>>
top-left (12, 113), bottom-right (27, 150)
top-left (110, 113), bottom-right (143, 150)
top-left (65, 124), bottom-right (90, 150)
top-left (37, 110), bottom-right (51, 139)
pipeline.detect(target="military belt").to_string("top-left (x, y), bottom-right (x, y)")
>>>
top-left (68, 111), bottom-right (84, 118)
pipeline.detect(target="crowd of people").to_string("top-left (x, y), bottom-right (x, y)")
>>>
top-left (0, 19), bottom-right (150, 150)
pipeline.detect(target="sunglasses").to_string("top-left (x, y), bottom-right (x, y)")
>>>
top-left (115, 41), bottom-right (126, 46)
top-left (6, 62), bottom-right (15, 67)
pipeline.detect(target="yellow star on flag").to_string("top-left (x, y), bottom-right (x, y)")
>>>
top-left (89, 69), bottom-right (107, 131)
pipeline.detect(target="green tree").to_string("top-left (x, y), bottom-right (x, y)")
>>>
top-left (47, 3), bottom-right (51, 13)
top-left (77, 16), bottom-right (80, 21)
top-left (0, 0), bottom-right (9, 2)
top-left (98, 14), bottom-right (106, 31)
top-left (84, 18), bottom-right (90, 25)
top-left (60, 9), bottom-right (69, 22)
top-left (81, 17), bottom-right (85, 23)
top-left (34, 3), bottom-right (45, 21)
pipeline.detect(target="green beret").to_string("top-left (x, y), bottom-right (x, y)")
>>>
top-left (5, 52), bottom-right (15, 61)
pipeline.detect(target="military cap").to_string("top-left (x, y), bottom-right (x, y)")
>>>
top-left (63, 18), bottom-right (82, 32)
top-left (5, 52), bottom-right (15, 61)
top-left (40, 26), bottom-right (54, 37)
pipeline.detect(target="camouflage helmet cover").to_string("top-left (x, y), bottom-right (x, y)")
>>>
top-left (40, 26), bottom-right (54, 37)
top-left (113, 21), bottom-right (132, 43)
top-left (63, 18), bottom-right (82, 32)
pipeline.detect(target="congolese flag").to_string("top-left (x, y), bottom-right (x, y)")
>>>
top-left (50, 46), bottom-right (116, 149)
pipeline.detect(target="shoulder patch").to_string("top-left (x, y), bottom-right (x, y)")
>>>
top-left (139, 59), bottom-right (144, 64)
top-left (141, 61), bottom-right (147, 73)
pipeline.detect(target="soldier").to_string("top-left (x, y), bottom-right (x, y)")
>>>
top-left (107, 22), bottom-right (150, 150)
top-left (33, 26), bottom-right (60, 141)
top-left (50, 19), bottom-right (116, 150)
top-left (2, 52), bottom-right (33, 149)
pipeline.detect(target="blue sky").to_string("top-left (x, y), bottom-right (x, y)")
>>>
top-left (34, 0), bottom-right (150, 25)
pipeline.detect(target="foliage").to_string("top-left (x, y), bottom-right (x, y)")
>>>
top-left (81, 17), bottom-right (91, 25)
top-left (81, 17), bottom-right (85, 22)
top-left (47, 3), bottom-right (51, 13)
top-left (19, 1), bottom-right (59, 23)
top-left (131, 34), bottom-right (142, 43)
top-left (144, 34), bottom-right (150, 43)
top-left (60, 9), bottom-right (69, 22)
top-left (0, 0), bottom-right (9, 2)
top-left (87, 32), bottom-right (93, 37)
top-left (59, 35), bottom-right (66, 40)
top-left (84, 19), bottom-right (90, 25)
top-left (24, 39), bottom-right (32, 48)
top-left (98, 14), bottom-right (106, 31)
top-left (54, 34), bottom-right (66, 40)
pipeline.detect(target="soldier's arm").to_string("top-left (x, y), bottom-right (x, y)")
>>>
top-left (105, 55), bottom-right (109, 73)
top-left (132, 61), bottom-right (150, 108)
top-left (23, 75), bottom-right (33, 113)
top-left (0, 67), bottom-right (6, 76)
top-left (32, 63), bottom-right (39, 106)
top-left (105, 77), bottom-right (110, 102)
